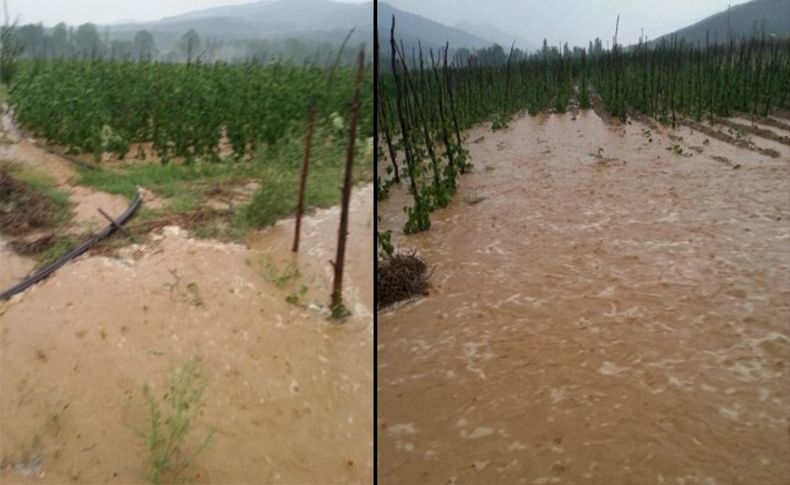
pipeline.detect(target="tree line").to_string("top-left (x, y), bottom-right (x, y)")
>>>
top-left (10, 22), bottom-right (369, 65)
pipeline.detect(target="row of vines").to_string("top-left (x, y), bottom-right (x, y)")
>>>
top-left (378, 20), bottom-right (790, 240)
top-left (9, 59), bottom-right (373, 162)
top-left (594, 35), bottom-right (790, 124)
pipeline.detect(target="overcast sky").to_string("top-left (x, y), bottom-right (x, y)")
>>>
top-left (7, 0), bottom-right (368, 26)
top-left (385, 0), bottom-right (752, 47)
top-left (9, 0), bottom-right (750, 46)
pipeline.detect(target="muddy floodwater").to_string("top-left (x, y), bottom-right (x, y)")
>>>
top-left (0, 184), bottom-right (373, 483)
top-left (378, 112), bottom-right (790, 484)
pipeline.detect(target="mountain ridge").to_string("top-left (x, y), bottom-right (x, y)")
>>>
top-left (652, 0), bottom-right (790, 45)
top-left (377, 2), bottom-right (495, 55)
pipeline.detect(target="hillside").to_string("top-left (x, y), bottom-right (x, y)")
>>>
top-left (377, 2), bottom-right (493, 54)
top-left (654, 0), bottom-right (790, 45)
top-left (114, 0), bottom-right (372, 38)
top-left (456, 21), bottom-right (535, 52)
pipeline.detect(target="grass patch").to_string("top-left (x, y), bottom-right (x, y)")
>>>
top-left (139, 356), bottom-right (214, 484)
top-left (75, 128), bottom-right (372, 239)
top-left (236, 131), bottom-right (371, 231)
top-left (76, 161), bottom-right (253, 202)
top-left (34, 236), bottom-right (78, 269)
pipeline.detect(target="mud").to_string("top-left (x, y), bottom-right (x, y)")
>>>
top-left (0, 114), bottom-right (129, 234)
top-left (0, 235), bottom-right (34, 292)
top-left (377, 111), bottom-right (790, 484)
top-left (0, 182), bottom-right (372, 484)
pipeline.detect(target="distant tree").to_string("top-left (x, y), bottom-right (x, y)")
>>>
top-left (284, 37), bottom-right (304, 60)
top-left (453, 47), bottom-right (470, 66)
top-left (178, 29), bottom-right (201, 63)
top-left (51, 22), bottom-right (69, 58)
top-left (110, 39), bottom-right (133, 59)
top-left (592, 37), bottom-right (603, 56)
top-left (202, 37), bottom-right (223, 62)
top-left (74, 22), bottom-right (100, 58)
top-left (16, 23), bottom-right (44, 58)
top-left (133, 30), bottom-right (155, 61)
top-left (102, 25), bottom-right (110, 57)
top-left (477, 43), bottom-right (506, 66)
top-left (0, 24), bottom-right (22, 83)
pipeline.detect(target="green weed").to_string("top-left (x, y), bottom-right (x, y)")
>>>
top-left (35, 236), bottom-right (77, 269)
top-left (259, 259), bottom-right (301, 289)
top-left (285, 284), bottom-right (309, 305)
top-left (140, 356), bottom-right (214, 484)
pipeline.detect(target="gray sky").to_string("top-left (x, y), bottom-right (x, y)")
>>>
top-left (385, 0), bottom-right (752, 47)
top-left (8, 0), bottom-right (368, 26)
top-left (9, 0), bottom-right (752, 45)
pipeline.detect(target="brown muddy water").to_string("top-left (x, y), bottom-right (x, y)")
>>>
top-left (0, 185), bottom-right (373, 484)
top-left (378, 111), bottom-right (790, 484)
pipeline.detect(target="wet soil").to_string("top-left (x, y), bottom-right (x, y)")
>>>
top-left (0, 109), bottom-right (373, 483)
top-left (0, 184), bottom-right (373, 484)
top-left (0, 113), bottom-right (129, 235)
top-left (377, 110), bottom-right (790, 484)
top-left (0, 235), bottom-right (34, 292)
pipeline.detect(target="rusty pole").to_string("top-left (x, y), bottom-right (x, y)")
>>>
top-left (330, 47), bottom-right (365, 318)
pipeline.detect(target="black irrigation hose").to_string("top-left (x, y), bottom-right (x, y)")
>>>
top-left (0, 191), bottom-right (142, 301)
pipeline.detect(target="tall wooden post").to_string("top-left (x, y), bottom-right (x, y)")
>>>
top-left (330, 47), bottom-right (365, 319)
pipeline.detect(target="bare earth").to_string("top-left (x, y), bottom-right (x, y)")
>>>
top-left (0, 113), bottom-right (129, 234)
top-left (0, 124), bottom-right (373, 483)
top-left (378, 111), bottom-right (790, 484)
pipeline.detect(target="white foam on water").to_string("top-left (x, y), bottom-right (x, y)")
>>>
top-left (719, 406), bottom-right (741, 420)
top-left (597, 286), bottom-right (616, 297)
top-left (388, 423), bottom-right (417, 435)
top-left (468, 427), bottom-right (495, 439)
top-left (599, 361), bottom-right (629, 375)
top-left (550, 388), bottom-right (567, 403)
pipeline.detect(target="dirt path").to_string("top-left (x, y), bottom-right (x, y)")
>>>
top-left (0, 235), bottom-right (33, 292)
top-left (0, 112), bottom-right (130, 234)
top-left (378, 111), bottom-right (790, 484)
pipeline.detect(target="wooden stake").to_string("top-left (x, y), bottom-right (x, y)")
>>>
top-left (330, 47), bottom-right (364, 319)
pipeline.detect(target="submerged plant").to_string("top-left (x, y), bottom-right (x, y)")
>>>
top-left (139, 356), bottom-right (215, 484)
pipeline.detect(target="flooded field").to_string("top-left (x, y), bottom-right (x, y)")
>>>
top-left (377, 111), bottom-right (790, 484)
top-left (0, 121), bottom-right (373, 483)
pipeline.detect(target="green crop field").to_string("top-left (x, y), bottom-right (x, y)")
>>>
top-left (10, 59), bottom-right (372, 163)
